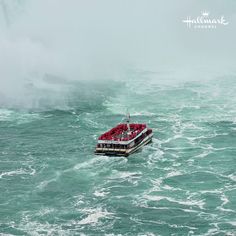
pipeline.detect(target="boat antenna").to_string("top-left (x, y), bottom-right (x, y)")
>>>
top-left (126, 112), bottom-right (131, 132)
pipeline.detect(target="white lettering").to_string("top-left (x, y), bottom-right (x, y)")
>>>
top-left (182, 11), bottom-right (229, 29)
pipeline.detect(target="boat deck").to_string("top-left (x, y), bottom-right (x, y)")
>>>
top-left (98, 123), bottom-right (146, 142)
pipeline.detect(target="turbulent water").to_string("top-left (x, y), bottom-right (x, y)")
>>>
top-left (0, 73), bottom-right (236, 236)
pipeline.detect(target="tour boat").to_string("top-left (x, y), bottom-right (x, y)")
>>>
top-left (95, 115), bottom-right (153, 156)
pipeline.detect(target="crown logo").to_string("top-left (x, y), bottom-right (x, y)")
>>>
top-left (201, 11), bottom-right (209, 17)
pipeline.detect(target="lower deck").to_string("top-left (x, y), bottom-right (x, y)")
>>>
top-left (95, 133), bottom-right (153, 157)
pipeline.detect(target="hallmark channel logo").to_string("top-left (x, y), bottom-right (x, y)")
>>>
top-left (182, 11), bottom-right (229, 29)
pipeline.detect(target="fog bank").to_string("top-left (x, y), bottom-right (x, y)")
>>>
top-left (0, 0), bottom-right (236, 109)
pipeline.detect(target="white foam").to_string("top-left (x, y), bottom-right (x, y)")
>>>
top-left (78, 208), bottom-right (113, 225)
top-left (93, 189), bottom-right (109, 197)
top-left (147, 178), bottom-right (163, 192)
top-left (0, 109), bottom-right (41, 124)
top-left (203, 227), bottom-right (219, 236)
top-left (74, 156), bottom-right (110, 170)
top-left (228, 221), bottom-right (236, 226)
top-left (166, 170), bottom-right (182, 178)
top-left (146, 149), bottom-right (164, 168)
top-left (0, 167), bottom-right (35, 179)
top-left (109, 171), bottom-right (142, 180)
top-left (183, 122), bottom-right (203, 130)
top-left (200, 190), bottom-right (222, 194)
top-left (172, 162), bottom-right (181, 167)
top-left (162, 185), bottom-right (173, 190)
top-left (131, 111), bottom-right (156, 116)
top-left (144, 194), bottom-right (205, 209)
top-left (160, 134), bottom-right (182, 145)
top-left (36, 207), bottom-right (54, 217)
top-left (74, 155), bottom-right (127, 171)
top-left (84, 117), bottom-right (101, 129)
top-left (36, 171), bottom-right (60, 190)
top-left (220, 194), bottom-right (229, 206)
top-left (195, 150), bottom-right (212, 158)
top-left (17, 217), bottom-right (70, 236)
top-left (37, 178), bottom-right (55, 190)
top-left (0, 233), bottom-right (15, 236)
top-left (228, 174), bottom-right (236, 182)
top-left (0, 109), bottom-right (14, 121)
top-left (137, 233), bottom-right (156, 236)
top-left (105, 234), bottom-right (122, 236)
top-left (216, 193), bottom-right (234, 213)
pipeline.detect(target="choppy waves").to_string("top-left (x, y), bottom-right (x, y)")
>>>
top-left (0, 75), bottom-right (236, 235)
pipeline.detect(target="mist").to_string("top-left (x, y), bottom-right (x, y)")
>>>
top-left (0, 0), bottom-right (236, 109)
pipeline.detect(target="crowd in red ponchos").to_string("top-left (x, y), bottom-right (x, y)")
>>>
top-left (98, 123), bottom-right (146, 141)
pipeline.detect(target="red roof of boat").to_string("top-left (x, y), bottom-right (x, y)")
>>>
top-left (98, 123), bottom-right (146, 141)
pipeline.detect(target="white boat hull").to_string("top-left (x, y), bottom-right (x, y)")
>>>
top-left (95, 133), bottom-right (153, 157)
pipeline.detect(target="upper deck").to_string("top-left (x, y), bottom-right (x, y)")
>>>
top-left (98, 123), bottom-right (147, 142)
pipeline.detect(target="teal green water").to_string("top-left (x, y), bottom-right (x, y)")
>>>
top-left (0, 75), bottom-right (236, 235)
